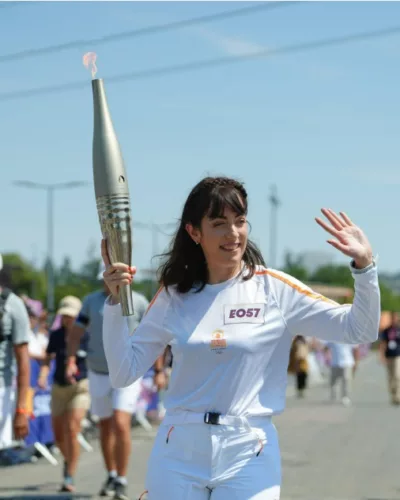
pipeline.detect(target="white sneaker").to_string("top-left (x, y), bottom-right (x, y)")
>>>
top-left (342, 396), bottom-right (351, 407)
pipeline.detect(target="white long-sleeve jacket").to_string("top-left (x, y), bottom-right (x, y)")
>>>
top-left (103, 262), bottom-right (380, 417)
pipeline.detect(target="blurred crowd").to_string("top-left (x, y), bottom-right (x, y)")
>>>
top-left (288, 335), bottom-right (369, 406)
top-left (1, 252), bottom-right (399, 497)
top-left (0, 256), bottom-right (169, 498)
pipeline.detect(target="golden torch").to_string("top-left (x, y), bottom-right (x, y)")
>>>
top-left (83, 52), bottom-right (134, 316)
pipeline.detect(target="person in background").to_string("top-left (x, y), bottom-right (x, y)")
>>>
top-left (26, 306), bottom-right (48, 362)
top-left (65, 267), bottom-right (165, 500)
top-left (324, 342), bottom-right (357, 406)
top-left (379, 311), bottom-right (400, 405)
top-left (0, 254), bottom-right (30, 451)
top-left (352, 344), bottom-right (361, 378)
top-left (38, 296), bottom-right (89, 493)
top-left (293, 336), bottom-right (309, 398)
top-left (37, 309), bottom-right (50, 342)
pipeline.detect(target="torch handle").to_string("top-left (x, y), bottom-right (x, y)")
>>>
top-left (119, 283), bottom-right (135, 316)
top-left (96, 194), bottom-right (134, 317)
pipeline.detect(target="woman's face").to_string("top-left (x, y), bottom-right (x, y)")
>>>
top-left (29, 316), bottom-right (38, 330)
top-left (187, 206), bottom-right (248, 273)
top-left (61, 315), bottom-right (75, 329)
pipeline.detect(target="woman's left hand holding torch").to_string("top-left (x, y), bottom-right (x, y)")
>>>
top-left (101, 239), bottom-right (136, 305)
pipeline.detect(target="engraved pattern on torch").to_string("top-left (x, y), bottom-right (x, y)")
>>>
top-left (96, 193), bottom-right (134, 315)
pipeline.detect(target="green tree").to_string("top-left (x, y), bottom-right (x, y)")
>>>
top-left (132, 279), bottom-right (157, 301)
top-left (282, 251), bottom-right (309, 281)
top-left (1, 253), bottom-right (46, 300)
top-left (310, 264), bottom-right (400, 311)
top-left (379, 283), bottom-right (400, 312)
top-left (79, 240), bottom-right (101, 284)
top-left (310, 265), bottom-right (354, 287)
top-left (54, 282), bottom-right (98, 307)
top-left (57, 256), bottom-right (74, 286)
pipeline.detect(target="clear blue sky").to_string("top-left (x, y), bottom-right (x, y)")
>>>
top-left (1, 1), bottom-right (399, 278)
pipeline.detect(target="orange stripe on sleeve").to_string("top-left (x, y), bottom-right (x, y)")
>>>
top-left (256, 269), bottom-right (338, 306)
top-left (144, 286), bottom-right (164, 316)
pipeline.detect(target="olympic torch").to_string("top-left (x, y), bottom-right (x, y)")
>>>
top-left (83, 53), bottom-right (134, 316)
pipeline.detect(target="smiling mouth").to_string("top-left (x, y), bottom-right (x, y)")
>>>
top-left (220, 243), bottom-right (240, 252)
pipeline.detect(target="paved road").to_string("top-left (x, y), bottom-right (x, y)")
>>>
top-left (1, 354), bottom-right (398, 500)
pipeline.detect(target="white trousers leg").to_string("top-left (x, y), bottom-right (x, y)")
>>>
top-left (0, 386), bottom-right (15, 450)
top-left (145, 419), bottom-right (281, 500)
top-left (88, 369), bottom-right (142, 419)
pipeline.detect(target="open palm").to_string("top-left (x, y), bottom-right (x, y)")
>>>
top-left (315, 209), bottom-right (373, 267)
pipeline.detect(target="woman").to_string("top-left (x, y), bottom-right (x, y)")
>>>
top-left (26, 306), bottom-right (48, 361)
top-left (38, 295), bottom-right (90, 493)
top-left (102, 176), bottom-right (380, 499)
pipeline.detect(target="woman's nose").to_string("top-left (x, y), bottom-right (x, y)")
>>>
top-left (225, 224), bottom-right (238, 239)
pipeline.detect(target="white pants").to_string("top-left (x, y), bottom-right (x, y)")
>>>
top-left (144, 413), bottom-right (281, 499)
top-left (88, 370), bottom-right (142, 420)
top-left (330, 366), bottom-right (353, 400)
top-left (0, 386), bottom-right (15, 450)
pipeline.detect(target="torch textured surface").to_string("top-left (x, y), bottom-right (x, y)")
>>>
top-left (92, 78), bottom-right (134, 316)
top-left (96, 194), bottom-right (133, 315)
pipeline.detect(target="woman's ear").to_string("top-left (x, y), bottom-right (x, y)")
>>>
top-left (185, 223), bottom-right (200, 245)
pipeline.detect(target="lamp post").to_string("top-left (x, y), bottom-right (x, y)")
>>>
top-left (13, 180), bottom-right (88, 313)
top-left (268, 184), bottom-right (281, 269)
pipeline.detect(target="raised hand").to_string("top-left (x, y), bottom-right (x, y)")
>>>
top-left (100, 239), bottom-right (136, 302)
top-left (315, 209), bottom-right (373, 269)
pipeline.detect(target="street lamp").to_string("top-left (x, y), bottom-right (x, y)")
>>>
top-left (268, 184), bottom-right (281, 269)
top-left (13, 180), bottom-right (89, 313)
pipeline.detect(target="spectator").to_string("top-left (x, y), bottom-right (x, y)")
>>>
top-left (37, 309), bottom-right (50, 339)
top-left (379, 311), bottom-right (400, 405)
top-left (65, 267), bottom-right (162, 500)
top-left (26, 306), bottom-right (48, 361)
top-left (38, 295), bottom-right (89, 493)
top-left (0, 254), bottom-right (30, 450)
top-left (293, 336), bottom-right (309, 398)
top-left (324, 342), bottom-right (357, 406)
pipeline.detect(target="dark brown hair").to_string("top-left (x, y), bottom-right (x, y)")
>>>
top-left (158, 176), bottom-right (266, 293)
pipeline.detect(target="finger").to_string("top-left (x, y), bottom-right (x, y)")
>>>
top-left (103, 263), bottom-right (131, 276)
top-left (321, 208), bottom-right (345, 231)
top-left (107, 271), bottom-right (133, 286)
top-left (339, 211), bottom-right (353, 226)
top-left (315, 217), bottom-right (340, 238)
top-left (111, 276), bottom-right (132, 286)
top-left (326, 239), bottom-right (351, 255)
top-left (108, 271), bottom-right (132, 280)
top-left (327, 208), bottom-right (346, 229)
top-left (101, 239), bottom-right (111, 267)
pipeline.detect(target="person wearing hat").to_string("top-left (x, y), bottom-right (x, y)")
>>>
top-left (38, 295), bottom-right (90, 493)
top-left (65, 264), bottom-right (154, 500)
top-left (0, 252), bottom-right (31, 451)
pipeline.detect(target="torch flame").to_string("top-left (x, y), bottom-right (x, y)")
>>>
top-left (83, 52), bottom-right (98, 79)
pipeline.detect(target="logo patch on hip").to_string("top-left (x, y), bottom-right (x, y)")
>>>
top-left (224, 304), bottom-right (265, 324)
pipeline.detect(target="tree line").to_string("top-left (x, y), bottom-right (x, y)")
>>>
top-left (1, 250), bottom-right (399, 312)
